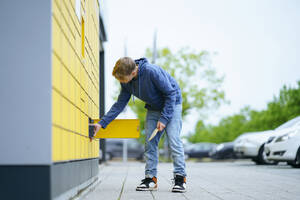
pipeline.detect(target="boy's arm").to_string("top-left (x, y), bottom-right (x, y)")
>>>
top-left (98, 85), bottom-right (131, 128)
top-left (150, 69), bottom-right (176, 126)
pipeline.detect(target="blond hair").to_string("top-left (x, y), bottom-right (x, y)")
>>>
top-left (112, 57), bottom-right (136, 80)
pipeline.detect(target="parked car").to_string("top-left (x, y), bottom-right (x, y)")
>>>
top-left (184, 142), bottom-right (216, 159)
top-left (234, 130), bottom-right (276, 164)
top-left (209, 142), bottom-right (236, 159)
top-left (234, 116), bottom-right (300, 165)
top-left (264, 118), bottom-right (300, 168)
top-left (102, 139), bottom-right (144, 160)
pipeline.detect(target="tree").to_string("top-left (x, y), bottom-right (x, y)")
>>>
top-left (127, 47), bottom-right (226, 143)
top-left (187, 80), bottom-right (300, 144)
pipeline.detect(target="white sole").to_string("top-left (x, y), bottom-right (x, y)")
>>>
top-left (136, 187), bottom-right (157, 191)
top-left (172, 189), bottom-right (186, 193)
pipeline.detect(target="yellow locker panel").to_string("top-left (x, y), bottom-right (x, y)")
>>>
top-left (69, 133), bottom-right (75, 160)
top-left (92, 119), bottom-right (140, 139)
top-left (61, 65), bottom-right (69, 98)
top-left (62, 130), bottom-right (70, 160)
top-left (69, 50), bottom-right (75, 77)
top-left (80, 66), bottom-right (87, 93)
top-left (81, 136), bottom-right (85, 159)
top-left (82, 114), bottom-right (88, 136)
top-left (69, 76), bottom-right (75, 105)
top-left (86, 138), bottom-right (90, 159)
top-left (61, 32), bottom-right (68, 67)
top-left (52, 126), bottom-right (62, 162)
top-left (83, 137), bottom-right (87, 159)
top-left (61, 97), bottom-right (69, 129)
top-left (69, 103), bottom-right (75, 132)
top-left (52, 16), bottom-right (61, 56)
top-left (75, 134), bottom-right (80, 159)
top-left (75, 81), bottom-right (80, 108)
top-left (52, 89), bottom-right (61, 126)
top-left (96, 141), bottom-right (99, 157)
top-left (65, 41), bottom-right (71, 72)
top-left (75, 107), bottom-right (80, 133)
top-left (52, 54), bottom-right (61, 92)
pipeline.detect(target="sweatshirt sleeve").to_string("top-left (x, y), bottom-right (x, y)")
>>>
top-left (98, 84), bottom-right (131, 128)
top-left (150, 69), bottom-right (176, 125)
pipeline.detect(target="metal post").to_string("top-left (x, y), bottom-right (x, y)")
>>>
top-left (99, 50), bottom-right (106, 163)
top-left (123, 140), bottom-right (128, 162)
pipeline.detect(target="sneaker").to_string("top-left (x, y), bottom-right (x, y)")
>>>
top-left (136, 177), bottom-right (157, 191)
top-left (172, 175), bottom-right (186, 193)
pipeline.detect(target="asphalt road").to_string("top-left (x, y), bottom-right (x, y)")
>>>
top-left (82, 160), bottom-right (300, 200)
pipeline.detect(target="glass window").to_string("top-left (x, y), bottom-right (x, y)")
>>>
top-left (276, 116), bottom-right (300, 130)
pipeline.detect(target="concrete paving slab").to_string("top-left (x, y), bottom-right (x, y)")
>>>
top-left (82, 160), bottom-right (300, 200)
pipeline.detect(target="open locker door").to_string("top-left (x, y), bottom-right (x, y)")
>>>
top-left (89, 119), bottom-right (140, 139)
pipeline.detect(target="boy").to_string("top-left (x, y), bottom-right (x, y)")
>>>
top-left (91, 57), bottom-right (186, 192)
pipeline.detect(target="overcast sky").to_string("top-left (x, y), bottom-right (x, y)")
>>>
top-left (102, 0), bottom-right (300, 134)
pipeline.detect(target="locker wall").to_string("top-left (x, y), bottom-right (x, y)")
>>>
top-left (51, 0), bottom-right (100, 162)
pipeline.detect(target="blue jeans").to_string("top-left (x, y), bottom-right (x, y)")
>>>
top-left (144, 104), bottom-right (186, 178)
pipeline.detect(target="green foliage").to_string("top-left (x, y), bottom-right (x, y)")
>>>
top-left (126, 47), bottom-right (226, 143)
top-left (145, 47), bottom-right (226, 119)
top-left (187, 81), bottom-right (300, 144)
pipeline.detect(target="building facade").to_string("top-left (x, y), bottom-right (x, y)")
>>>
top-left (0, 0), bottom-right (106, 199)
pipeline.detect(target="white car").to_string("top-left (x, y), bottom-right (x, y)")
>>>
top-left (234, 116), bottom-right (300, 165)
top-left (264, 118), bottom-right (300, 168)
top-left (234, 130), bottom-right (277, 164)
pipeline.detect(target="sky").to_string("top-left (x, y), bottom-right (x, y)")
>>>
top-left (101, 0), bottom-right (300, 135)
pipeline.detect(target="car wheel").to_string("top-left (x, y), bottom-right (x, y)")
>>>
top-left (288, 147), bottom-right (300, 168)
top-left (255, 144), bottom-right (278, 165)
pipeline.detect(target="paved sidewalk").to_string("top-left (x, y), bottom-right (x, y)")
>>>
top-left (82, 160), bottom-right (300, 200)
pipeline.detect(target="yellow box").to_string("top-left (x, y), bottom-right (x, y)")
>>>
top-left (92, 119), bottom-right (140, 139)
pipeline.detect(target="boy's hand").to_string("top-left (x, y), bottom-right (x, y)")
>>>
top-left (89, 123), bottom-right (102, 141)
top-left (157, 121), bottom-right (166, 131)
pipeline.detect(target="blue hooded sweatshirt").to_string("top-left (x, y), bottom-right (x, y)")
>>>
top-left (99, 58), bottom-right (182, 128)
